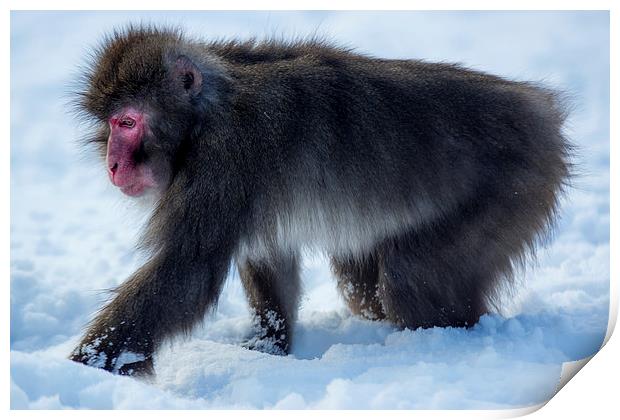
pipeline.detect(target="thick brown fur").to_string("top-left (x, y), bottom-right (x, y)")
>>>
top-left (70, 26), bottom-right (572, 376)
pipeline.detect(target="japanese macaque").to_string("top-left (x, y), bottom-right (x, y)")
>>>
top-left (70, 26), bottom-right (571, 376)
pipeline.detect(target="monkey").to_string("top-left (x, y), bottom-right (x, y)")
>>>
top-left (69, 26), bottom-right (571, 376)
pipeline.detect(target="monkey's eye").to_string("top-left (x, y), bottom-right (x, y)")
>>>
top-left (119, 118), bottom-right (136, 128)
top-left (181, 73), bottom-right (194, 90)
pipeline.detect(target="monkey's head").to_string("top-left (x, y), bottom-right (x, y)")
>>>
top-left (77, 27), bottom-right (226, 197)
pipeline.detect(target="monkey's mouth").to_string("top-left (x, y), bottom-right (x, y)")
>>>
top-left (111, 163), bottom-right (157, 197)
top-left (119, 182), bottom-right (149, 197)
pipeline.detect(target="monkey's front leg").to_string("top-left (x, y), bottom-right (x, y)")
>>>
top-left (237, 252), bottom-right (301, 355)
top-left (70, 250), bottom-right (229, 376)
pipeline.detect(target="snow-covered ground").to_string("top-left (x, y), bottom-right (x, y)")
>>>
top-left (10, 11), bottom-right (610, 409)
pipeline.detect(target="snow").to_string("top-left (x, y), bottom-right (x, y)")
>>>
top-left (10, 11), bottom-right (610, 409)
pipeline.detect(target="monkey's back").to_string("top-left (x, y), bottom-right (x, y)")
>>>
top-left (216, 40), bottom-right (570, 259)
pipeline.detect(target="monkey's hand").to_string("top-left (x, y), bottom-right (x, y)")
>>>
top-left (69, 263), bottom-right (160, 376)
top-left (69, 326), bottom-right (154, 376)
top-left (241, 312), bottom-right (290, 356)
top-left (241, 335), bottom-right (288, 356)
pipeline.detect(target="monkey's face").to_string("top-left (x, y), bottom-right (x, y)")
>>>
top-left (105, 107), bottom-right (160, 197)
top-left (99, 92), bottom-right (193, 198)
top-left (78, 29), bottom-right (215, 197)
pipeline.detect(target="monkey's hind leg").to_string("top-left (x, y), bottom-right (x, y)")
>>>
top-left (331, 254), bottom-right (385, 321)
top-left (377, 198), bottom-right (535, 330)
top-left (237, 251), bottom-right (301, 355)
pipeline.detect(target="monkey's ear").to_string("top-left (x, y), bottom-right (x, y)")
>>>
top-left (174, 55), bottom-right (203, 96)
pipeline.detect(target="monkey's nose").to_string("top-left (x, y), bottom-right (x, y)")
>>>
top-left (108, 162), bottom-right (119, 179)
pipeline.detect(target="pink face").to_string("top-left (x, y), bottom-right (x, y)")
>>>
top-left (106, 107), bottom-right (157, 197)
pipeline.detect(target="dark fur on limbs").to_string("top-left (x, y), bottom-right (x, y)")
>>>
top-left (70, 26), bottom-right (571, 376)
top-left (238, 252), bottom-right (301, 354)
top-left (332, 254), bottom-right (385, 321)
